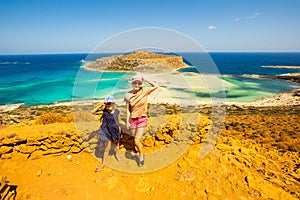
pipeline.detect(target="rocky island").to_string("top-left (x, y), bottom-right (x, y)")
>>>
top-left (83, 50), bottom-right (190, 72)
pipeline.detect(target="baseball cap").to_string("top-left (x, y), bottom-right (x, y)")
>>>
top-left (105, 95), bottom-right (115, 103)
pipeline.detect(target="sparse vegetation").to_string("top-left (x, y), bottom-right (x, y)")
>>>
top-left (35, 112), bottom-right (73, 124)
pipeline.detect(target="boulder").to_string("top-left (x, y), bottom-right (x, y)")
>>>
top-left (39, 145), bottom-right (48, 151)
top-left (18, 144), bottom-right (37, 154)
top-left (51, 140), bottom-right (65, 149)
top-left (0, 146), bottom-right (13, 155)
top-left (155, 132), bottom-right (168, 141)
top-left (62, 146), bottom-right (71, 152)
top-left (70, 146), bottom-right (81, 153)
top-left (169, 129), bottom-right (178, 137)
top-left (30, 151), bottom-right (44, 160)
top-left (49, 133), bottom-right (65, 142)
top-left (27, 137), bottom-right (40, 146)
top-left (1, 153), bottom-right (12, 159)
top-left (64, 137), bottom-right (74, 146)
top-left (142, 137), bottom-right (155, 147)
top-left (45, 148), bottom-right (63, 155)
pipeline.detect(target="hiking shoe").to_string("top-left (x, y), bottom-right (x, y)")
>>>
top-left (138, 159), bottom-right (144, 167)
top-left (138, 154), bottom-right (144, 167)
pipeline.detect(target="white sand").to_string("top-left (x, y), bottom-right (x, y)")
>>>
top-left (0, 103), bottom-right (24, 112)
top-left (229, 88), bottom-right (300, 107)
top-left (142, 72), bottom-right (300, 107)
top-left (141, 72), bottom-right (234, 90)
top-left (1, 72), bottom-right (299, 112)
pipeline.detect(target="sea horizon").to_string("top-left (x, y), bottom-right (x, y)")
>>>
top-left (1, 51), bottom-right (300, 56)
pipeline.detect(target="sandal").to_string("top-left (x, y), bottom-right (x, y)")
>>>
top-left (95, 165), bottom-right (103, 172)
top-left (115, 155), bottom-right (122, 162)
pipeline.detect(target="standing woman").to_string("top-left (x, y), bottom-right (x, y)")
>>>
top-left (93, 96), bottom-right (123, 172)
top-left (124, 76), bottom-right (158, 167)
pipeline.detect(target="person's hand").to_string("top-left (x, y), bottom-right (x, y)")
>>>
top-left (141, 77), bottom-right (145, 82)
top-left (121, 121), bottom-right (126, 126)
top-left (126, 121), bottom-right (130, 129)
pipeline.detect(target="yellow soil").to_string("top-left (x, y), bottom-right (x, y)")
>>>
top-left (1, 113), bottom-right (299, 200)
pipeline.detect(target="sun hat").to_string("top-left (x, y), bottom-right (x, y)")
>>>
top-left (105, 95), bottom-right (115, 103)
top-left (131, 75), bottom-right (143, 83)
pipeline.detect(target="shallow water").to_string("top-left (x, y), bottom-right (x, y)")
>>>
top-left (0, 53), bottom-right (299, 106)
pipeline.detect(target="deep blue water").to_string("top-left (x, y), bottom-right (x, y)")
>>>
top-left (181, 52), bottom-right (300, 75)
top-left (0, 52), bottom-right (299, 106)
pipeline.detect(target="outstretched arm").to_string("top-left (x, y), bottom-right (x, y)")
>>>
top-left (142, 77), bottom-right (158, 93)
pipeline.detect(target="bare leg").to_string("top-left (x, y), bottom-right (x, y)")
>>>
top-left (133, 127), bottom-right (145, 166)
top-left (131, 129), bottom-right (140, 153)
top-left (95, 140), bottom-right (111, 172)
top-left (102, 140), bottom-right (111, 167)
top-left (112, 141), bottom-right (122, 161)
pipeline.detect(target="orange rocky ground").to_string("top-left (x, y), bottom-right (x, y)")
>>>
top-left (0, 105), bottom-right (299, 200)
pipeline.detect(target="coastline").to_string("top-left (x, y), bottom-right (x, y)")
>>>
top-left (225, 87), bottom-right (300, 107)
top-left (0, 87), bottom-right (299, 127)
top-left (1, 73), bottom-right (299, 113)
top-left (0, 71), bottom-right (299, 126)
top-left (82, 63), bottom-right (189, 73)
top-left (262, 65), bottom-right (300, 69)
top-left (1, 87), bottom-right (299, 112)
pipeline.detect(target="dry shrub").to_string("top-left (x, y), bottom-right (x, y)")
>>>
top-left (63, 113), bottom-right (74, 123)
top-left (36, 112), bottom-right (64, 124)
top-left (36, 112), bottom-right (74, 124)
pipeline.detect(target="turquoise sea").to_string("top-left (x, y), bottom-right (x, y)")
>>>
top-left (0, 52), bottom-right (299, 106)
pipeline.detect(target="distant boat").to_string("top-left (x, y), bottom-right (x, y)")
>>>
top-left (80, 59), bottom-right (86, 63)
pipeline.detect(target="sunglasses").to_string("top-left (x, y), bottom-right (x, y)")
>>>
top-left (132, 81), bottom-right (142, 85)
top-left (106, 102), bottom-right (115, 105)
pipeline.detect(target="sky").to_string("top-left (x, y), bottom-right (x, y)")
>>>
top-left (0, 0), bottom-right (300, 54)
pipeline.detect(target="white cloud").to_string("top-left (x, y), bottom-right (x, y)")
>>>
top-left (234, 17), bottom-right (240, 21)
top-left (247, 12), bottom-right (260, 19)
top-left (208, 25), bottom-right (217, 30)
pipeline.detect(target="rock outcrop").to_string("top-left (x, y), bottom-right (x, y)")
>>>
top-left (0, 111), bottom-right (209, 159)
top-left (83, 50), bottom-right (189, 72)
top-left (0, 105), bottom-right (299, 199)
